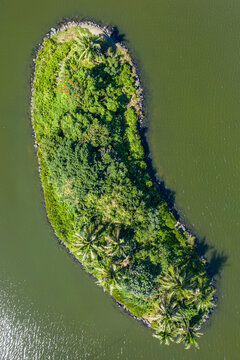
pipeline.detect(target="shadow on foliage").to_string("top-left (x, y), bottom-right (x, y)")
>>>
top-left (100, 36), bottom-right (117, 55)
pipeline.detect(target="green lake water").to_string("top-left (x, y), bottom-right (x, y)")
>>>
top-left (0, 0), bottom-right (239, 358)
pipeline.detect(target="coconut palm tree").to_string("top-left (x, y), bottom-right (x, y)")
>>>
top-left (151, 297), bottom-right (182, 332)
top-left (153, 321), bottom-right (182, 346)
top-left (177, 323), bottom-right (202, 349)
top-left (72, 238), bottom-right (100, 261)
top-left (95, 259), bottom-right (122, 295)
top-left (103, 226), bottom-right (130, 259)
top-left (153, 329), bottom-right (174, 346)
top-left (71, 222), bottom-right (106, 261)
top-left (74, 32), bottom-right (102, 62)
top-left (195, 288), bottom-right (215, 312)
top-left (157, 265), bottom-right (193, 302)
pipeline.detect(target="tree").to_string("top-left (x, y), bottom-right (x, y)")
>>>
top-left (157, 265), bottom-right (193, 302)
top-left (74, 32), bottom-right (101, 62)
top-left (103, 225), bottom-right (130, 258)
top-left (177, 323), bottom-right (202, 350)
top-left (153, 328), bottom-right (178, 346)
top-left (71, 222), bottom-right (106, 261)
top-left (195, 288), bottom-right (215, 312)
top-left (95, 259), bottom-right (122, 295)
top-left (151, 297), bottom-right (182, 332)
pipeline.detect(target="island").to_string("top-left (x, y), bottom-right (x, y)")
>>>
top-left (31, 21), bottom-right (215, 349)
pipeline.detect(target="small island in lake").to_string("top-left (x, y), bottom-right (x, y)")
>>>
top-left (31, 21), bottom-right (215, 349)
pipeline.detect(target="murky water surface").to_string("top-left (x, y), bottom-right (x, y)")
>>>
top-left (0, 0), bottom-right (239, 358)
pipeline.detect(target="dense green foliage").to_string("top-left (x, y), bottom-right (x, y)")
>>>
top-left (32, 25), bottom-right (215, 349)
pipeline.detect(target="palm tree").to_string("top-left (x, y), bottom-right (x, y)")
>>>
top-left (71, 223), bottom-right (105, 261)
top-left (153, 328), bottom-right (175, 346)
top-left (103, 226), bottom-right (130, 258)
top-left (151, 297), bottom-right (182, 332)
top-left (177, 323), bottom-right (202, 349)
top-left (95, 259), bottom-right (122, 295)
top-left (74, 32), bottom-right (101, 62)
top-left (157, 265), bottom-right (193, 302)
top-left (153, 314), bottom-right (182, 346)
top-left (195, 288), bottom-right (215, 312)
top-left (72, 238), bottom-right (100, 261)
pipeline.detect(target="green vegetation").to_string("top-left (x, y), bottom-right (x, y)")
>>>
top-left (32, 24), bottom-right (215, 349)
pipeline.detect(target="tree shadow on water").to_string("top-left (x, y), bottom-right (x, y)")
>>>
top-left (196, 237), bottom-right (228, 279)
top-left (110, 26), bottom-right (127, 43)
top-left (138, 125), bottom-right (228, 280)
top-left (138, 126), bottom-right (179, 217)
top-left (207, 250), bottom-right (228, 278)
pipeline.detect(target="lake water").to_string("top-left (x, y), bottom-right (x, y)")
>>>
top-left (0, 0), bottom-right (239, 359)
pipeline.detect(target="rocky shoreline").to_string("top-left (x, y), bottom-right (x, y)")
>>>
top-left (30, 19), bottom-right (215, 329)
